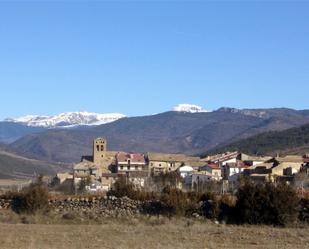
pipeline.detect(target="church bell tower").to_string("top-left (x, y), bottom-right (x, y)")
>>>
top-left (93, 138), bottom-right (107, 165)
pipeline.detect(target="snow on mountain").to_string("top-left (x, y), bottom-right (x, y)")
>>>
top-left (217, 107), bottom-right (268, 118)
top-left (5, 112), bottom-right (126, 128)
top-left (172, 104), bottom-right (209, 113)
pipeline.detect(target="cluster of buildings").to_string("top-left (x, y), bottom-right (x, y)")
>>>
top-left (56, 138), bottom-right (309, 192)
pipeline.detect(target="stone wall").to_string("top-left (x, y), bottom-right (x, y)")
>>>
top-left (0, 196), bottom-right (143, 217)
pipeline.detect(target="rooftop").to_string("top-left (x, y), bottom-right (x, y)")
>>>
top-left (147, 152), bottom-right (199, 162)
top-left (116, 152), bottom-right (145, 163)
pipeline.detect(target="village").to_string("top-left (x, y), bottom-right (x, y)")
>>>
top-left (54, 138), bottom-right (309, 193)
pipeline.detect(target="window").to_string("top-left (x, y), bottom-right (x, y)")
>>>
top-left (101, 145), bottom-right (104, 151)
top-left (120, 166), bottom-right (123, 170)
top-left (135, 166), bottom-right (138, 170)
top-left (128, 165), bottom-right (131, 170)
top-left (96, 145), bottom-right (99, 151)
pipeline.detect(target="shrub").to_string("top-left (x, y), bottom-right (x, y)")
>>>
top-left (218, 194), bottom-right (236, 223)
top-left (108, 176), bottom-right (157, 201)
top-left (11, 176), bottom-right (49, 214)
top-left (299, 198), bottom-right (309, 223)
top-left (151, 172), bottom-right (183, 191)
top-left (234, 181), bottom-right (299, 226)
top-left (142, 200), bottom-right (166, 216)
top-left (159, 186), bottom-right (197, 217)
top-left (77, 176), bottom-right (91, 194)
top-left (107, 176), bottom-right (135, 198)
top-left (199, 192), bottom-right (221, 220)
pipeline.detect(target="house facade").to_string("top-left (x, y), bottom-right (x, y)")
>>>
top-left (147, 152), bottom-right (200, 176)
top-left (116, 152), bottom-right (147, 173)
top-left (199, 164), bottom-right (222, 181)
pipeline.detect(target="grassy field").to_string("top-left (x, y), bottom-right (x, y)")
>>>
top-left (0, 217), bottom-right (308, 249)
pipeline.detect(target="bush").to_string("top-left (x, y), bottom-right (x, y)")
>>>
top-left (299, 198), bottom-right (309, 223)
top-left (108, 176), bottom-right (157, 201)
top-left (234, 181), bottom-right (299, 226)
top-left (11, 176), bottom-right (49, 214)
top-left (77, 176), bottom-right (91, 194)
top-left (218, 194), bottom-right (236, 223)
top-left (199, 192), bottom-right (220, 220)
top-left (108, 176), bottom-right (136, 198)
top-left (151, 172), bottom-right (183, 191)
top-left (159, 186), bottom-right (198, 217)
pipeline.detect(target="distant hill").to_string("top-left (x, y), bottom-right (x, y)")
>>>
top-left (0, 122), bottom-right (46, 143)
top-left (8, 108), bottom-right (309, 163)
top-left (0, 150), bottom-right (65, 179)
top-left (204, 123), bottom-right (309, 156)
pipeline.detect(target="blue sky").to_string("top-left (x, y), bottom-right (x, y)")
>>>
top-left (0, 1), bottom-right (308, 119)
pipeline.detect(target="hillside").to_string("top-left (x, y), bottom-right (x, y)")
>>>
top-left (0, 150), bottom-right (64, 179)
top-left (0, 122), bottom-right (46, 143)
top-left (204, 123), bottom-right (309, 156)
top-left (8, 108), bottom-right (309, 163)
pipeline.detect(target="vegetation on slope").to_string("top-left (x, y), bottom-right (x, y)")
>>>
top-left (204, 123), bottom-right (309, 156)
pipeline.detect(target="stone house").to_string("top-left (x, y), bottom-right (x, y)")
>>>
top-left (206, 151), bottom-right (239, 166)
top-left (222, 161), bottom-right (248, 182)
top-left (243, 155), bottom-right (306, 183)
top-left (239, 154), bottom-right (273, 166)
top-left (116, 152), bottom-right (147, 173)
top-left (55, 172), bottom-right (73, 184)
top-left (199, 164), bottom-right (222, 181)
top-left (147, 152), bottom-right (200, 176)
top-left (100, 173), bottom-right (118, 191)
top-left (177, 165), bottom-right (194, 178)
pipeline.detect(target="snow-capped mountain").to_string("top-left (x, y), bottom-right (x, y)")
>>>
top-left (217, 107), bottom-right (268, 118)
top-left (5, 112), bottom-right (126, 128)
top-left (172, 104), bottom-right (209, 113)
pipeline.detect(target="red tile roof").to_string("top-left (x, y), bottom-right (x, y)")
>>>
top-left (116, 152), bottom-right (145, 163)
top-left (207, 164), bottom-right (220, 169)
top-left (303, 158), bottom-right (309, 163)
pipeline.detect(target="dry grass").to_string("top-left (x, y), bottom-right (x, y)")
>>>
top-left (0, 214), bottom-right (308, 249)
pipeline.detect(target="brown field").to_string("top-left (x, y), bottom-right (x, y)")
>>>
top-left (0, 216), bottom-right (308, 249)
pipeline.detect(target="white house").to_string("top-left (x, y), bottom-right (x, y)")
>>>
top-left (177, 165), bottom-right (194, 178)
top-left (222, 162), bottom-right (247, 182)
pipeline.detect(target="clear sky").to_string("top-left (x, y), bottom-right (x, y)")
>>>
top-left (0, 1), bottom-right (308, 119)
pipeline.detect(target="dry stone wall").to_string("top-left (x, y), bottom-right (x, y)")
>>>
top-left (0, 196), bottom-right (144, 217)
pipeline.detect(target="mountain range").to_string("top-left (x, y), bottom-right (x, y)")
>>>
top-left (1, 106), bottom-right (309, 165)
top-left (4, 111), bottom-right (126, 128)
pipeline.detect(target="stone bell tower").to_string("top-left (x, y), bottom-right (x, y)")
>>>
top-left (93, 138), bottom-right (107, 165)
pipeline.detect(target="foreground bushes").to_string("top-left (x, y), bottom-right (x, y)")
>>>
top-left (10, 177), bottom-right (49, 214)
top-left (234, 181), bottom-right (299, 226)
top-left (2, 176), bottom-right (306, 226)
top-left (108, 177), bottom-right (303, 226)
